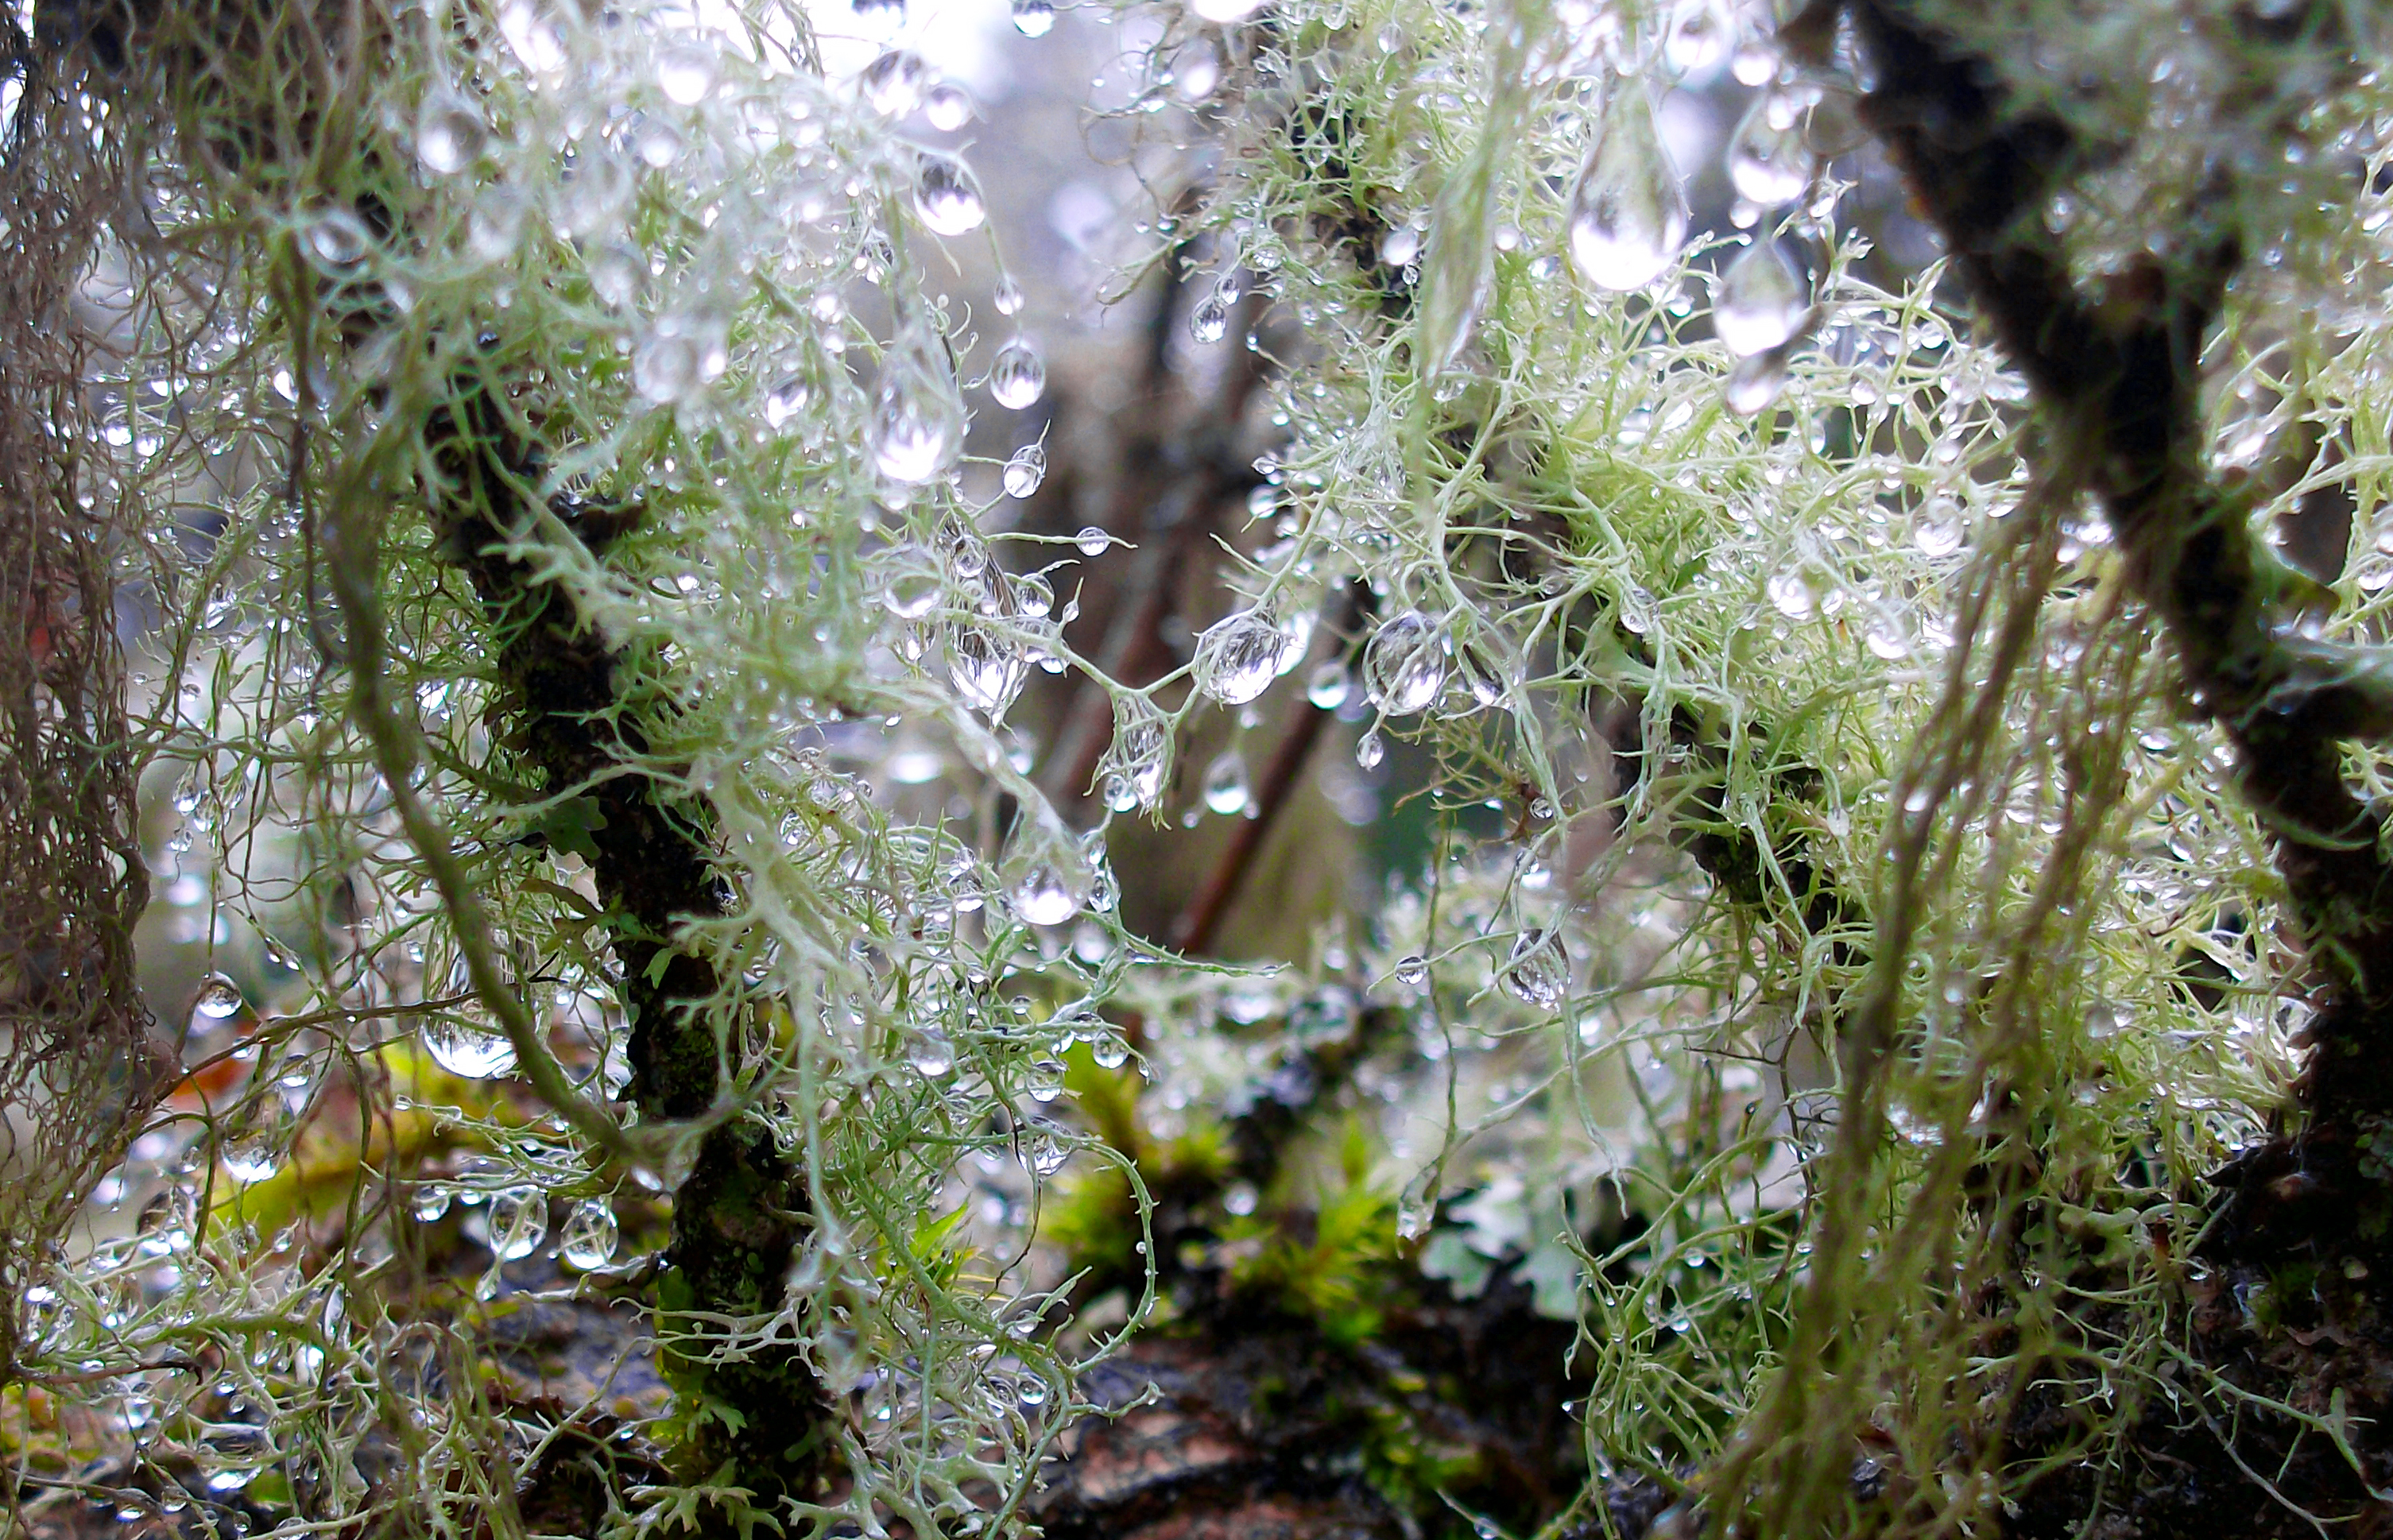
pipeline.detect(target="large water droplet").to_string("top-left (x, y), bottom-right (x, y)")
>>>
top-left (1765, 567), bottom-right (1817, 620)
top-left (1393, 954), bottom-right (1429, 988)
top-left (915, 153), bottom-right (986, 236)
top-left (1500, 927), bottom-right (1568, 1008)
top-left (1076, 524), bottom-right (1110, 555)
top-left (1004, 443), bottom-right (1047, 498)
top-left (1726, 93), bottom-right (1815, 208)
top-left (861, 48), bottom-right (929, 114)
top-left (1194, 609), bottom-right (1293, 705)
top-left (416, 91), bottom-right (486, 176)
top-left (1396, 1170), bottom-right (1438, 1240)
top-left (193, 974), bottom-right (245, 1021)
top-left (1661, 0), bottom-right (1730, 77)
top-left (1725, 347), bottom-right (1791, 416)
top-left (1011, 0), bottom-right (1054, 33)
top-left (559, 1198), bottom-right (618, 1269)
top-left (1363, 609), bottom-right (1447, 715)
top-left (1714, 240), bottom-right (1810, 357)
top-left (924, 81), bottom-right (974, 131)
top-left (302, 210), bottom-right (374, 274)
top-left (1567, 88), bottom-right (1689, 292)
top-left (1202, 749), bottom-right (1252, 815)
top-left (1188, 291), bottom-right (1231, 344)
top-left (1100, 698), bottom-right (1171, 812)
top-left (765, 372), bottom-right (818, 431)
top-left (909, 1030), bottom-right (955, 1078)
top-left (947, 625), bottom-right (1028, 715)
top-left (989, 338), bottom-right (1046, 408)
top-left (1006, 833), bottom-right (1093, 927)
top-left (486, 1185), bottom-right (547, 1260)
top-left (425, 1014), bottom-right (518, 1079)
top-left (657, 39), bottom-right (717, 104)
top-left (873, 339), bottom-right (962, 484)
top-left (498, 0), bottom-right (566, 75)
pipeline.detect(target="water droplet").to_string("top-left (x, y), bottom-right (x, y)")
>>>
top-left (993, 277), bottom-right (1027, 315)
top-left (1915, 499), bottom-right (1965, 557)
top-left (1192, 0), bottom-right (1266, 21)
top-left (1188, 291), bottom-right (1231, 344)
top-left (1661, 0), bottom-right (1730, 76)
top-left (486, 1185), bottom-right (546, 1260)
top-left (1363, 609), bottom-right (1446, 715)
top-left (1567, 88), bottom-right (1689, 292)
top-left (412, 1185), bottom-right (452, 1222)
top-left (1010, 0), bottom-right (1053, 33)
top-left (923, 81), bottom-right (974, 131)
top-left (222, 1138), bottom-right (277, 1182)
top-left (1003, 443), bottom-right (1047, 498)
top-left (1501, 927), bottom-right (1568, 1008)
top-left (1019, 1376), bottom-right (1051, 1407)
top-left (1075, 524), bottom-right (1109, 555)
top-left (947, 625), bottom-right (1027, 715)
top-left (1731, 37), bottom-right (1779, 86)
top-left (425, 1014), bottom-right (518, 1079)
top-left (915, 153), bottom-right (985, 236)
top-left (302, 209), bottom-right (374, 274)
top-left (1194, 609), bottom-right (1292, 705)
top-left (559, 1198), bottom-right (618, 1269)
top-left (909, 1030), bottom-right (955, 1078)
top-left (765, 373), bottom-right (818, 431)
top-left (558, 145), bottom-right (631, 236)
top-left (1171, 36), bottom-right (1224, 101)
top-left (657, 40), bottom-right (717, 104)
top-left (1396, 1170), bottom-right (1437, 1240)
top-left (1725, 347), bottom-right (1791, 415)
top-left (416, 91), bottom-right (485, 176)
top-left (633, 325), bottom-right (706, 404)
top-left (873, 339), bottom-right (962, 485)
top-left (1726, 92), bottom-right (1814, 208)
top-left (1865, 617), bottom-right (1911, 660)
top-left (1714, 240), bottom-right (1809, 357)
top-left (1202, 749), bottom-right (1252, 815)
top-left (589, 243), bottom-right (644, 308)
top-left (193, 975), bottom-right (245, 1021)
top-left (1393, 954), bottom-right (1429, 988)
top-left (1356, 729), bottom-right (1384, 769)
top-left (989, 338), bottom-right (1046, 408)
top-left (1009, 859), bottom-right (1089, 927)
top-left (1306, 661), bottom-right (1350, 710)
top-left (498, 0), bottom-right (566, 74)
top-left (861, 48), bottom-right (929, 114)
top-left (1100, 698), bottom-right (1171, 812)
top-left (469, 186), bottom-right (525, 261)
top-left (1765, 568), bottom-right (1817, 620)
top-left (853, 0), bottom-right (904, 23)
top-left (883, 561), bottom-right (941, 619)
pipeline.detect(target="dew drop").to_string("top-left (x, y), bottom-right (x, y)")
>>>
top-left (993, 277), bottom-right (1027, 315)
top-left (1010, 864), bottom-right (1087, 927)
top-left (1661, 0), bottom-right (1730, 77)
top-left (853, 0), bottom-right (904, 23)
top-left (1725, 347), bottom-right (1791, 416)
top-left (1914, 499), bottom-right (1965, 558)
top-left (486, 1185), bottom-right (547, 1260)
top-left (302, 210), bottom-right (374, 274)
top-left (1076, 524), bottom-right (1109, 555)
top-left (1010, 0), bottom-right (1054, 34)
top-left (416, 91), bottom-right (486, 176)
top-left (989, 338), bottom-right (1046, 408)
top-left (1393, 954), bottom-right (1429, 988)
top-left (559, 1198), bottom-right (618, 1269)
top-left (1188, 291), bottom-right (1231, 344)
top-left (498, 0), bottom-right (566, 75)
top-left (923, 81), bottom-right (974, 131)
top-left (657, 40), bottom-right (717, 104)
top-left (1004, 443), bottom-right (1048, 498)
top-left (1193, 609), bottom-right (1292, 705)
top-left (1192, 0), bottom-right (1267, 21)
top-left (909, 1030), bottom-right (955, 1078)
top-left (1714, 240), bottom-right (1810, 357)
top-left (1356, 729), bottom-right (1384, 769)
top-left (1765, 568), bottom-right (1817, 621)
top-left (765, 373), bottom-right (817, 431)
top-left (1726, 93), bottom-right (1815, 208)
top-left (1306, 661), bottom-right (1350, 710)
top-left (1363, 609), bottom-right (1446, 716)
top-left (1202, 749), bottom-right (1252, 815)
top-left (193, 974), bottom-right (245, 1021)
top-left (873, 341), bottom-right (962, 485)
top-left (425, 1015), bottom-right (518, 1079)
top-left (1567, 87), bottom-right (1689, 292)
top-left (861, 48), bottom-right (929, 115)
top-left (1500, 927), bottom-right (1568, 1008)
top-left (1396, 1170), bottom-right (1436, 1240)
top-left (915, 152), bottom-right (985, 236)
top-left (947, 625), bottom-right (1028, 715)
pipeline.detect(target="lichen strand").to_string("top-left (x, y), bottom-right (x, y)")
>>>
top-left (1850, 0), bottom-right (2393, 1122)
top-left (1847, 0), bottom-right (2393, 1521)
top-left (420, 377), bottom-right (830, 1505)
